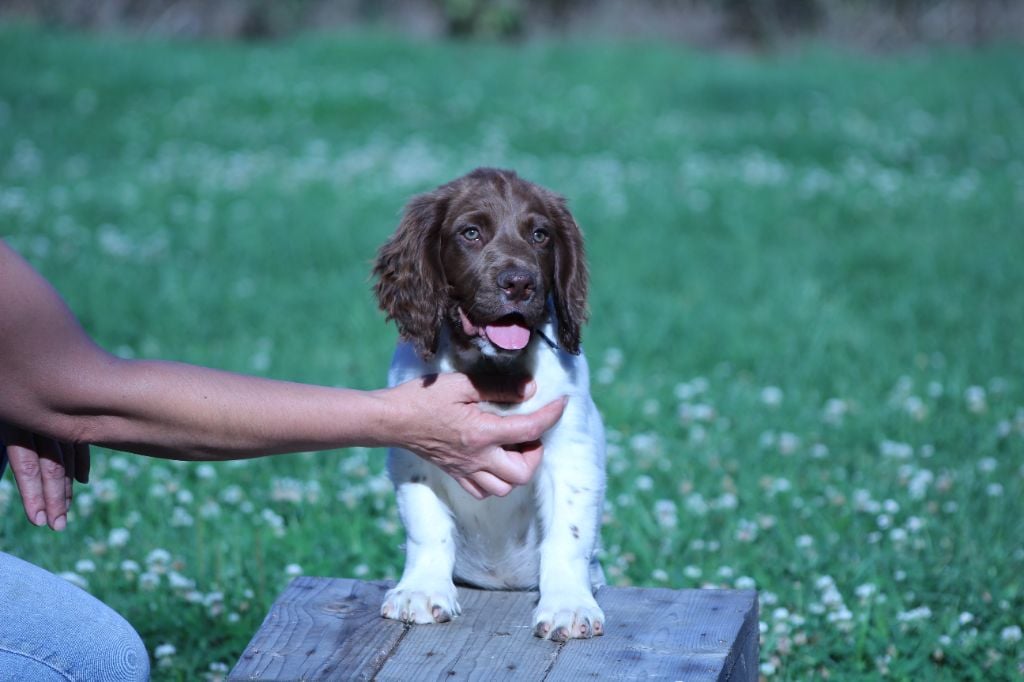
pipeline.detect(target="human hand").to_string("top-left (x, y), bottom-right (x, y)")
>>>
top-left (383, 373), bottom-right (566, 499)
top-left (0, 423), bottom-right (90, 531)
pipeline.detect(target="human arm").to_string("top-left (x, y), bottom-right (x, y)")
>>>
top-left (0, 241), bottom-right (565, 528)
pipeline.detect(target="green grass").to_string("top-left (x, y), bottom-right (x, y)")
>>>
top-left (1, 24), bottom-right (1023, 679)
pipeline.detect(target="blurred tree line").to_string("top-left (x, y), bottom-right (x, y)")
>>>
top-left (0, 0), bottom-right (1020, 47)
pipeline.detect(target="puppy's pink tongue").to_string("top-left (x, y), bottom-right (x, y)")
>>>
top-left (484, 322), bottom-right (531, 350)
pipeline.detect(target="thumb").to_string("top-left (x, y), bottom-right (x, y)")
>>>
top-left (489, 397), bottom-right (567, 443)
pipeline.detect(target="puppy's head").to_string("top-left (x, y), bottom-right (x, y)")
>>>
top-left (373, 168), bottom-right (588, 360)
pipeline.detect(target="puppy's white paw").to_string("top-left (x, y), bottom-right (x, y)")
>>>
top-left (381, 582), bottom-right (460, 624)
top-left (533, 592), bottom-right (605, 641)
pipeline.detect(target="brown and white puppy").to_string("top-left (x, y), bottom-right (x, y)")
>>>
top-left (374, 168), bottom-right (606, 641)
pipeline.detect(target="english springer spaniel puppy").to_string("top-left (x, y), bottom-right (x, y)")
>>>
top-left (373, 168), bottom-right (606, 641)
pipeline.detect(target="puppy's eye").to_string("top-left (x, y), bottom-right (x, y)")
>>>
top-left (461, 226), bottom-right (481, 242)
top-left (531, 228), bottom-right (550, 245)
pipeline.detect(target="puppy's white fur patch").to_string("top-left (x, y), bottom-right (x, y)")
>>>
top-left (381, 317), bottom-right (607, 640)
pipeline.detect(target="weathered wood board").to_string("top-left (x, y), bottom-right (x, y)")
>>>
top-left (230, 577), bottom-right (758, 681)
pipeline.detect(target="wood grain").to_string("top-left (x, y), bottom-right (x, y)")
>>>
top-left (229, 578), bottom-right (758, 681)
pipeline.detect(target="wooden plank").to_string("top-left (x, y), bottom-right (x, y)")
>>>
top-left (546, 587), bottom-right (758, 681)
top-left (375, 588), bottom-right (559, 681)
top-left (231, 579), bottom-right (759, 681)
top-left (228, 577), bottom-right (406, 681)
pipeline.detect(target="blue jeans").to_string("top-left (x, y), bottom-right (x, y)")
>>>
top-left (0, 452), bottom-right (150, 680)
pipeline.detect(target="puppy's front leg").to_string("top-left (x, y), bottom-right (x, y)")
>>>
top-left (533, 450), bottom-right (606, 641)
top-left (381, 453), bottom-right (460, 624)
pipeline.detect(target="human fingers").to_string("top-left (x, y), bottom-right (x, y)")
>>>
top-left (4, 430), bottom-right (60, 528)
top-left (480, 441), bottom-right (544, 488)
top-left (61, 441), bottom-right (75, 505)
top-left (456, 476), bottom-right (488, 500)
top-left (33, 437), bottom-right (69, 531)
top-left (485, 397), bottom-right (567, 445)
top-left (469, 470), bottom-right (514, 498)
top-left (74, 442), bottom-right (91, 484)
top-left (6, 440), bottom-right (47, 527)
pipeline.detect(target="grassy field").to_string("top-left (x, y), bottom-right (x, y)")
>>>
top-left (1, 24), bottom-right (1022, 680)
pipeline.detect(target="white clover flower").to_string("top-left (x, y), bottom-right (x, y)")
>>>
top-left (145, 548), bottom-right (172, 574)
top-left (171, 506), bottom-right (194, 527)
top-left (1000, 625), bottom-right (1022, 643)
top-left (120, 560), bottom-right (140, 576)
top-left (94, 479), bottom-right (119, 503)
top-left (58, 572), bottom-right (89, 590)
top-left (683, 565), bottom-right (702, 579)
top-left (108, 528), bottom-right (130, 548)
top-left (796, 534), bottom-right (814, 549)
top-left (777, 432), bottom-right (800, 455)
top-left (629, 433), bottom-right (660, 455)
top-left (200, 500), bottom-right (221, 519)
top-left (651, 568), bottom-right (669, 582)
top-left (271, 477), bottom-right (305, 504)
top-left (821, 586), bottom-right (845, 609)
top-left (221, 485), bottom-right (245, 504)
top-left (880, 440), bottom-right (913, 459)
top-left (154, 643), bottom-right (176, 658)
top-left (260, 508), bottom-right (285, 536)
top-left (354, 563), bottom-right (370, 577)
top-left (634, 475), bottom-right (654, 492)
top-left (715, 492), bottom-right (738, 510)
top-left (977, 457), bottom-right (997, 473)
top-left (772, 607), bottom-right (791, 621)
top-left (285, 563), bottom-right (303, 578)
top-left (653, 499), bottom-right (678, 529)
top-left (168, 571), bottom-right (195, 591)
top-left (851, 581), bottom-right (876, 598)
top-left (734, 519), bottom-right (758, 543)
top-left (815, 575), bottom-right (836, 590)
top-left (684, 491), bottom-right (708, 512)
top-left (735, 576), bottom-right (756, 590)
top-left (958, 612), bottom-right (974, 626)
top-left (760, 386), bottom-right (783, 406)
top-left (986, 483), bottom-right (1004, 497)
top-left (603, 347), bottom-right (623, 369)
top-left (196, 463), bottom-right (217, 480)
top-left (964, 386), bottom-right (987, 413)
top-left (717, 566), bottom-right (734, 579)
top-left (139, 571), bottom-right (160, 591)
top-left (907, 469), bottom-right (934, 500)
top-left (74, 559), bottom-right (97, 573)
top-left (678, 403), bottom-right (716, 423)
top-left (810, 443), bottom-right (829, 459)
top-left (822, 398), bottom-right (849, 425)
top-left (897, 606), bottom-right (933, 622)
top-left (889, 528), bottom-right (908, 543)
top-left (903, 395), bottom-right (927, 420)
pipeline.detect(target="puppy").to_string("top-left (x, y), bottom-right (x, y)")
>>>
top-left (373, 168), bottom-right (606, 641)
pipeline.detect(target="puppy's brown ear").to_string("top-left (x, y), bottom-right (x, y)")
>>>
top-left (373, 191), bottom-right (449, 358)
top-left (548, 196), bottom-right (588, 355)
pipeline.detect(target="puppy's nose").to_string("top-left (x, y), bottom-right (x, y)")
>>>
top-left (497, 267), bottom-right (536, 302)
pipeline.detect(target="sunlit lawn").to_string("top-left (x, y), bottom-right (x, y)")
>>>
top-left (1, 25), bottom-right (1022, 679)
